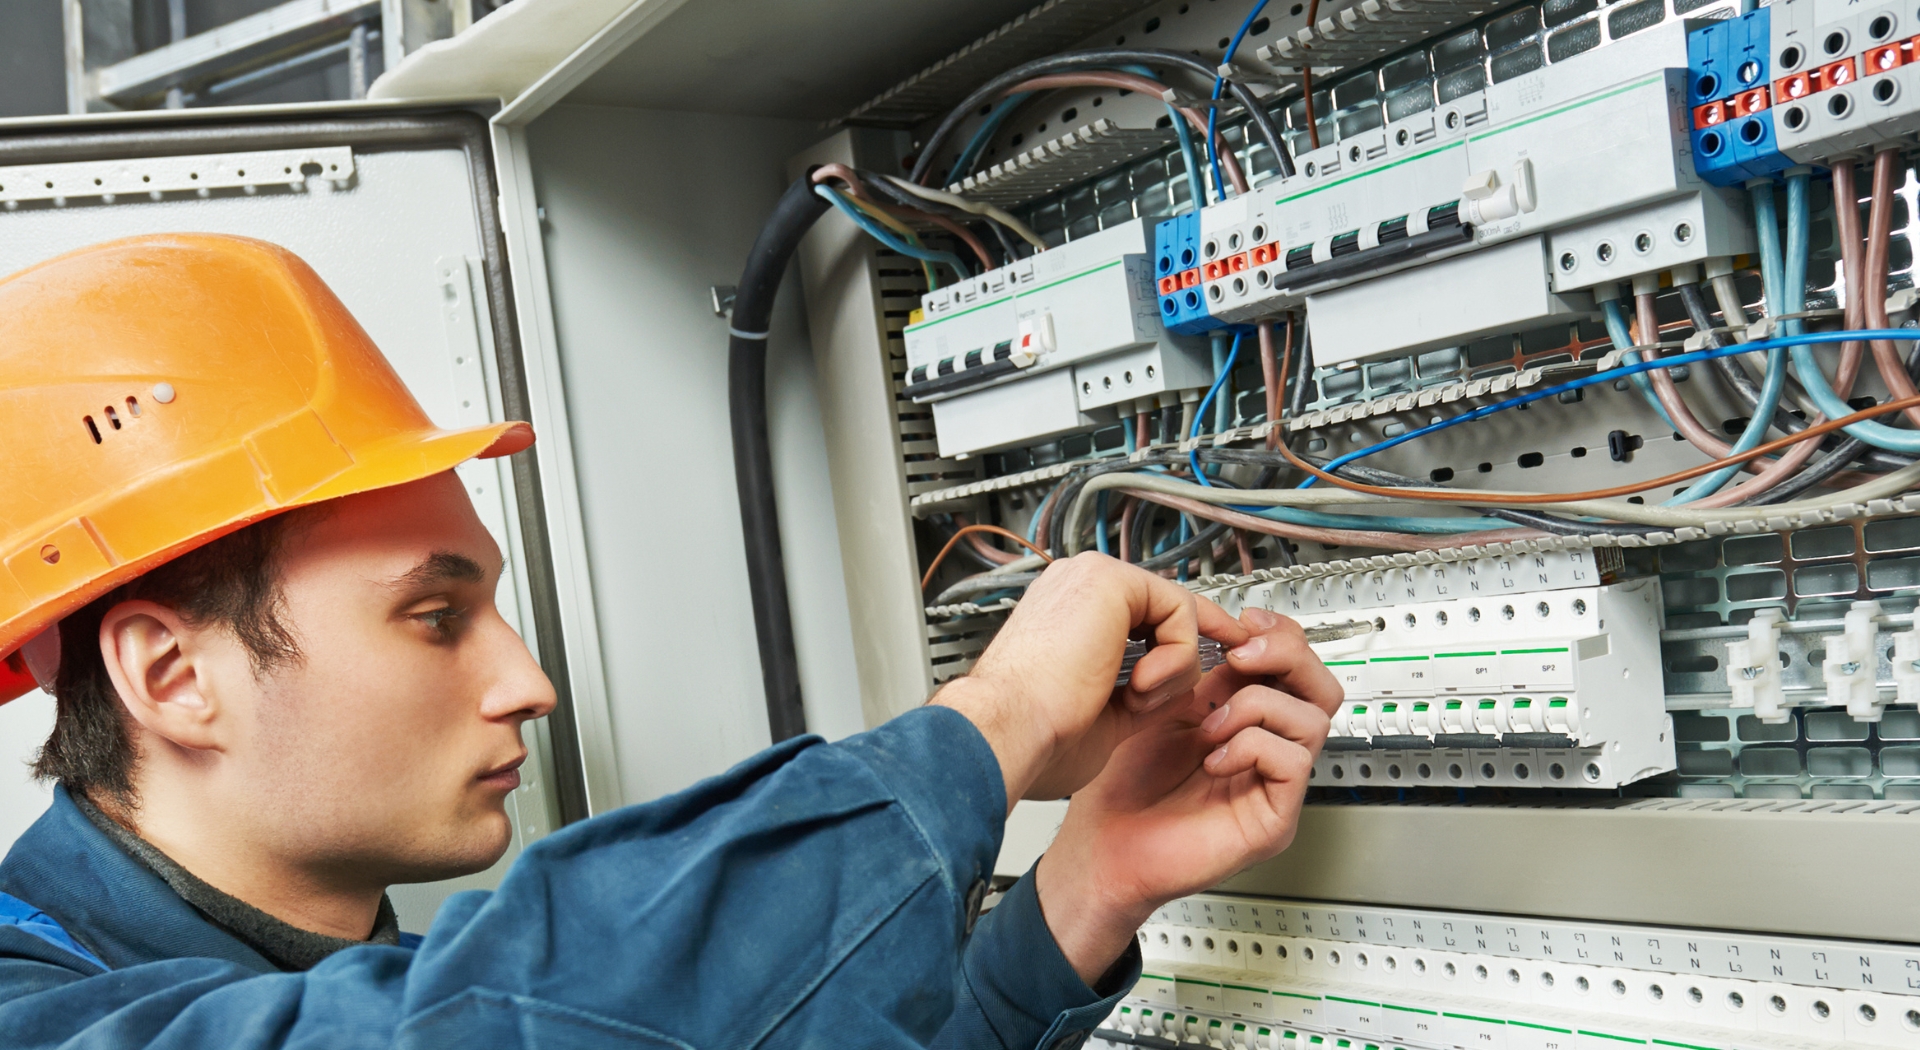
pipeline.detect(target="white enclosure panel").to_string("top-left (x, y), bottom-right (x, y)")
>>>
top-left (0, 692), bottom-right (55, 852)
top-left (0, 142), bottom-right (553, 932)
top-left (523, 104), bottom-right (864, 807)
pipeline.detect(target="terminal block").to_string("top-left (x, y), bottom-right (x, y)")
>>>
top-left (1152, 211), bottom-right (1227, 335)
top-left (1261, 581), bottom-right (1671, 789)
top-left (1767, 0), bottom-right (1920, 165)
top-left (902, 217), bottom-right (1213, 456)
top-left (1172, 18), bottom-right (1754, 365)
top-left (1688, 7), bottom-right (1794, 185)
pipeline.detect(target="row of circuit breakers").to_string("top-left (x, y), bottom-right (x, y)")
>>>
top-left (902, 0), bottom-right (1910, 462)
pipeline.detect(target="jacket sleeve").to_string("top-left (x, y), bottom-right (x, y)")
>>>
top-left (930, 868), bottom-right (1141, 1050)
top-left (0, 705), bottom-right (1009, 1049)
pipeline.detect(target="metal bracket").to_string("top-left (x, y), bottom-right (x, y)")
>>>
top-left (710, 284), bottom-right (737, 317)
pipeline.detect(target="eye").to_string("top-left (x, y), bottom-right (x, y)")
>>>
top-left (412, 606), bottom-right (467, 639)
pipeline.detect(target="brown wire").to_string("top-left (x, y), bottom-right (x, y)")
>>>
top-left (950, 511), bottom-right (1021, 565)
top-left (921, 524), bottom-right (1052, 592)
top-left (1270, 334), bottom-right (1920, 506)
top-left (811, 164), bottom-right (997, 272)
top-left (1262, 317), bottom-right (1284, 450)
top-left (1864, 148), bottom-right (1920, 425)
top-left (1001, 72), bottom-right (1249, 195)
top-left (1124, 488), bottom-right (1544, 551)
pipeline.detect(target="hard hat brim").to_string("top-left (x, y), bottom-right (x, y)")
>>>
top-left (0, 418), bottom-right (535, 705)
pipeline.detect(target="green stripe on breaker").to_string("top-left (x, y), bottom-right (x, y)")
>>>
top-left (1273, 140), bottom-right (1464, 205)
top-left (1325, 659), bottom-right (1366, 666)
top-left (1653, 1041), bottom-right (1725, 1050)
top-left (1176, 978), bottom-right (1222, 987)
top-left (901, 260), bottom-right (1123, 332)
top-left (1382, 1003), bottom-right (1437, 1015)
top-left (1272, 990), bottom-right (1321, 1001)
top-left (1435, 651), bottom-right (1496, 657)
top-left (1140, 973), bottom-right (1175, 982)
top-left (1444, 1012), bottom-right (1507, 1025)
top-left (1226, 983), bottom-right (1268, 993)
top-left (1502, 647), bottom-right (1569, 654)
top-left (1326, 995), bottom-right (1379, 1006)
top-left (1469, 72), bottom-right (1666, 142)
top-left (1510, 1020), bottom-right (1573, 1033)
top-left (1370, 655), bottom-right (1430, 662)
top-left (1580, 1031), bottom-right (1649, 1045)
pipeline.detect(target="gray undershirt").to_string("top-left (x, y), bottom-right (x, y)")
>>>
top-left (73, 790), bottom-right (402, 972)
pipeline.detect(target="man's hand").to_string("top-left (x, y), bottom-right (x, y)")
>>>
top-left (932, 552), bottom-right (1246, 810)
top-left (1030, 607), bottom-right (1342, 983)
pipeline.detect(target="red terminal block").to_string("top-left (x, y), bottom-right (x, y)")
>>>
top-left (1201, 259), bottom-right (1228, 281)
top-left (1179, 268), bottom-right (1202, 289)
top-left (1693, 99), bottom-right (1730, 129)
top-left (1864, 42), bottom-right (1907, 75)
top-left (1775, 71), bottom-right (1815, 101)
top-left (1227, 252), bottom-right (1250, 273)
top-left (1158, 274), bottom-right (1181, 295)
top-left (1819, 56), bottom-right (1858, 90)
top-left (1250, 244), bottom-right (1277, 266)
top-left (1732, 87), bottom-right (1770, 116)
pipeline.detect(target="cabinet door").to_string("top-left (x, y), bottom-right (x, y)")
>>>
top-left (0, 110), bottom-right (579, 931)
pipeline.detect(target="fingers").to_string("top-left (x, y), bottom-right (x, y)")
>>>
top-left (1197, 684), bottom-right (1331, 755)
top-left (1224, 609), bottom-right (1344, 715)
top-left (1201, 723), bottom-right (1316, 797)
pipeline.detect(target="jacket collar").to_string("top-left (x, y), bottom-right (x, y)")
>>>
top-left (0, 785), bottom-right (277, 974)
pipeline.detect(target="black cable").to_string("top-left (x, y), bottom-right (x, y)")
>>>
top-left (728, 172), bottom-right (828, 743)
top-left (910, 48), bottom-right (1292, 187)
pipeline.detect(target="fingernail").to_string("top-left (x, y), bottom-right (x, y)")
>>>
top-left (1133, 688), bottom-right (1174, 714)
top-left (1201, 702), bottom-right (1231, 734)
top-left (1243, 607), bottom-right (1279, 629)
top-left (1231, 635), bottom-right (1268, 660)
top-left (1205, 745), bottom-right (1229, 769)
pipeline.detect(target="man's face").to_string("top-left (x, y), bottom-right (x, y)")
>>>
top-left (207, 472), bottom-right (556, 886)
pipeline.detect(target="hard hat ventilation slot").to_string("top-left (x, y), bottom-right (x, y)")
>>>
top-left (104, 405), bottom-right (121, 430)
top-left (83, 416), bottom-right (102, 444)
top-left (125, 396), bottom-right (140, 417)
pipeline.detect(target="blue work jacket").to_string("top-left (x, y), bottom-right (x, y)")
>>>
top-left (0, 706), bottom-right (1137, 1048)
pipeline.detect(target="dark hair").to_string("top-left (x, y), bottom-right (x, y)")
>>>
top-left (34, 511), bottom-right (308, 805)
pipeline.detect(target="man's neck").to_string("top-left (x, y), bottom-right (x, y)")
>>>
top-left (87, 789), bottom-right (387, 942)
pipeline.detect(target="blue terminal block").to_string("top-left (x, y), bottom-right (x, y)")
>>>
top-left (1687, 6), bottom-right (1791, 186)
top-left (1153, 212), bottom-right (1225, 335)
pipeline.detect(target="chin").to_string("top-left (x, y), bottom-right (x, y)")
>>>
top-left (398, 810), bottom-right (514, 884)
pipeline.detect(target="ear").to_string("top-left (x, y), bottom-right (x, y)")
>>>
top-left (98, 601), bottom-right (225, 752)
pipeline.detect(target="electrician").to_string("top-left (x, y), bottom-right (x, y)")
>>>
top-left (0, 234), bottom-right (1341, 1049)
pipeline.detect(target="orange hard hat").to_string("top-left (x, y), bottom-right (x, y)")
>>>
top-left (0, 233), bottom-right (533, 703)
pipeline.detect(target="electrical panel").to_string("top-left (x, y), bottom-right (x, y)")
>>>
top-left (784, 0), bottom-right (1920, 1033)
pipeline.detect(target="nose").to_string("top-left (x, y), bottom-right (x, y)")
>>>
top-left (479, 613), bottom-right (558, 724)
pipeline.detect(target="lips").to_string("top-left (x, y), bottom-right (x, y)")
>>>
top-left (478, 753), bottom-right (525, 790)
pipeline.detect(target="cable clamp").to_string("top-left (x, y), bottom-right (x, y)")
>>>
top-left (1744, 317), bottom-right (1776, 342)
top-left (728, 327), bottom-right (772, 341)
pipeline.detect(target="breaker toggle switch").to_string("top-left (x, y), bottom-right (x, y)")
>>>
top-left (1726, 608), bottom-right (1787, 721)
top-left (1822, 600), bottom-right (1883, 721)
top-left (1460, 160), bottom-right (1537, 224)
top-left (1012, 313), bottom-right (1053, 362)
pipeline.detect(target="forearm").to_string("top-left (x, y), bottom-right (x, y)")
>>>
top-left (931, 675), bottom-right (1053, 814)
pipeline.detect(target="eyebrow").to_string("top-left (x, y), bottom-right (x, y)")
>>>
top-left (389, 551), bottom-right (489, 590)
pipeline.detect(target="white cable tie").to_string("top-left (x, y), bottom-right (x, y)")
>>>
top-left (728, 327), bottom-right (771, 341)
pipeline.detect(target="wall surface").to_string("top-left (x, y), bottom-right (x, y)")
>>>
top-left (525, 103), bottom-right (865, 807)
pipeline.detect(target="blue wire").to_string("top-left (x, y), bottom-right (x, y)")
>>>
top-left (1250, 503), bottom-right (1511, 533)
top-left (1210, 332), bottom-right (1233, 435)
top-left (1670, 175), bottom-right (1805, 503)
top-left (814, 185), bottom-right (970, 284)
top-left (947, 94), bottom-right (1031, 186)
top-left (1123, 417), bottom-right (1137, 452)
top-left (1600, 298), bottom-right (1676, 429)
top-left (1303, 328), bottom-right (1920, 484)
top-left (1114, 65), bottom-right (1207, 213)
top-left (1096, 491), bottom-right (1111, 555)
top-left (1751, 180), bottom-right (1785, 320)
top-left (1209, 0), bottom-right (1270, 199)
top-left (1190, 332), bottom-right (1245, 486)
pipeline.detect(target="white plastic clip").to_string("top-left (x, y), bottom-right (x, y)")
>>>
top-left (1745, 316), bottom-right (1777, 342)
top-left (1894, 627), bottom-right (1920, 707)
top-left (1823, 600), bottom-right (1883, 721)
top-left (1727, 608), bottom-right (1786, 721)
